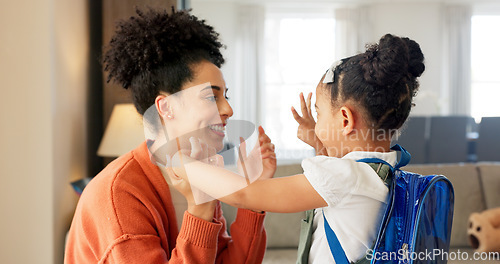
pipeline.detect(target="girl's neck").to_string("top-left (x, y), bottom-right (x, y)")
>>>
top-left (326, 139), bottom-right (392, 158)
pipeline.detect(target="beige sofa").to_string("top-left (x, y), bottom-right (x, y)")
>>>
top-left (221, 162), bottom-right (500, 263)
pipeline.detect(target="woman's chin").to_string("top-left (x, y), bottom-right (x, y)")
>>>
top-left (199, 135), bottom-right (224, 154)
top-left (213, 141), bottom-right (224, 153)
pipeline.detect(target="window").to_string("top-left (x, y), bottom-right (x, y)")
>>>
top-left (263, 11), bottom-right (335, 160)
top-left (471, 16), bottom-right (500, 120)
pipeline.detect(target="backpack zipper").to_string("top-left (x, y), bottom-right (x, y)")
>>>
top-left (401, 243), bottom-right (409, 262)
top-left (403, 172), bottom-right (416, 263)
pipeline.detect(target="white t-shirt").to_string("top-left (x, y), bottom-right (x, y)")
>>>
top-left (303, 151), bottom-right (397, 264)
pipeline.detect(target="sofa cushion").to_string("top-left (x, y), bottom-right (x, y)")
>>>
top-left (264, 211), bottom-right (304, 248)
top-left (477, 162), bottom-right (500, 209)
top-left (262, 248), bottom-right (298, 263)
top-left (405, 164), bottom-right (485, 247)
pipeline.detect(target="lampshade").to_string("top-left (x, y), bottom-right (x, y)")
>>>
top-left (97, 104), bottom-right (145, 157)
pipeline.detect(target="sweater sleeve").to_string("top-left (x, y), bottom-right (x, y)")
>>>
top-left (169, 211), bottom-right (225, 263)
top-left (98, 212), bottom-right (225, 264)
top-left (214, 203), bottom-right (267, 264)
top-left (100, 206), bottom-right (267, 264)
top-left (67, 197), bottom-right (266, 264)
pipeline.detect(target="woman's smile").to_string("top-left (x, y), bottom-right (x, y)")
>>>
top-left (208, 123), bottom-right (226, 137)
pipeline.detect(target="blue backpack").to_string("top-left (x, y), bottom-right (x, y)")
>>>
top-left (324, 145), bottom-right (455, 264)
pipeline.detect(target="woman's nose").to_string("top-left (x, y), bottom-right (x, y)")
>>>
top-left (219, 98), bottom-right (233, 118)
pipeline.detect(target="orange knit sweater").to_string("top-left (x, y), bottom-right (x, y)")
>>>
top-left (65, 142), bottom-right (267, 264)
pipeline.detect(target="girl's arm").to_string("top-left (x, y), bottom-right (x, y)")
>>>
top-left (228, 174), bottom-right (328, 213)
top-left (171, 155), bottom-right (327, 213)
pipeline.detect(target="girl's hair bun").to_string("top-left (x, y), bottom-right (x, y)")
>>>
top-left (360, 34), bottom-right (424, 87)
top-left (331, 34), bottom-right (426, 131)
top-left (402, 37), bottom-right (425, 78)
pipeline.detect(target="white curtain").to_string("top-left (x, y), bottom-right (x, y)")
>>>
top-left (443, 5), bottom-right (472, 115)
top-left (334, 6), bottom-right (372, 60)
top-left (234, 5), bottom-right (265, 126)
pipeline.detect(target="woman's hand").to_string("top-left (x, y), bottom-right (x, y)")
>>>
top-left (166, 167), bottom-right (217, 221)
top-left (237, 126), bottom-right (277, 182)
top-left (166, 137), bottom-right (220, 221)
top-left (291, 92), bottom-right (326, 155)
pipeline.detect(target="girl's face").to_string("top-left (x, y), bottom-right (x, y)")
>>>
top-left (163, 60), bottom-right (233, 152)
top-left (314, 84), bottom-right (344, 157)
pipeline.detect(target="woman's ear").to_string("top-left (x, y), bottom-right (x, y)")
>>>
top-left (155, 95), bottom-right (173, 119)
top-left (339, 106), bottom-right (355, 135)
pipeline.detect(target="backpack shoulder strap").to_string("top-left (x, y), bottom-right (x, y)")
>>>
top-left (364, 162), bottom-right (392, 186)
top-left (323, 211), bottom-right (350, 264)
top-left (323, 161), bottom-right (392, 264)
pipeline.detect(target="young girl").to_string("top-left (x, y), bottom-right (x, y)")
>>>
top-left (169, 33), bottom-right (425, 263)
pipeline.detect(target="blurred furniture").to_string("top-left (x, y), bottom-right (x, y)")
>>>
top-left (427, 116), bottom-right (473, 163)
top-left (476, 117), bottom-right (500, 162)
top-left (393, 116), bottom-right (428, 164)
top-left (219, 142), bottom-right (237, 165)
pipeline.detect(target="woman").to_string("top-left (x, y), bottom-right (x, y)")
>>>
top-left (65, 8), bottom-right (275, 263)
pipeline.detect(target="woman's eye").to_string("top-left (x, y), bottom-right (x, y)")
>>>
top-left (225, 96), bottom-right (229, 100)
top-left (206, 96), bottom-right (217, 102)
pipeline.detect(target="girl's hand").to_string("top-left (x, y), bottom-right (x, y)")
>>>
top-left (238, 126), bottom-right (277, 182)
top-left (257, 126), bottom-right (277, 180)
top-left (291, 92), bottom-right (326, 155)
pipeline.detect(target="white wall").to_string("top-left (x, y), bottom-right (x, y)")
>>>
top-left (0, 0), bottom-right (88, 263)
top-left (368, 2), bottom-right (444, 115)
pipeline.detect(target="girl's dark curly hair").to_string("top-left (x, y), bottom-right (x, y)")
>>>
top-left (103, 7), bottom-right (225, 115)
top-left (326, 34), bottom-right (425, 131)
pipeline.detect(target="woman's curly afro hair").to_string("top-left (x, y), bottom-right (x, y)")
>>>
top-left (103, 7), bottom-right (225, 115)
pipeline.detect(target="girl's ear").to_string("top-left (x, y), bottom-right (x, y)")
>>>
top-left (339, 106), bottom-right (355, 135)
top-left (155, 95), bottom-right (173, 119)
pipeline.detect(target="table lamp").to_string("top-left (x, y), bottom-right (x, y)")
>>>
top-left (97, 104), bottom-right (145, 157)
